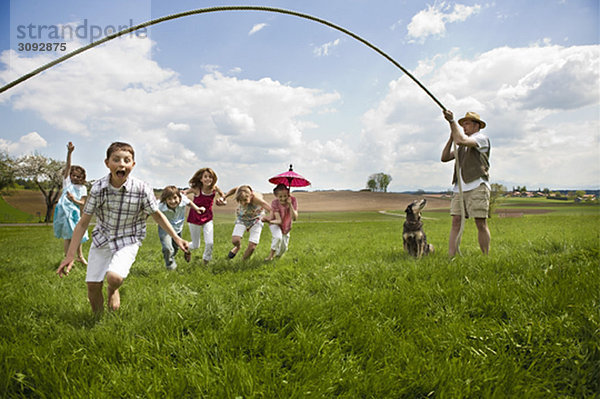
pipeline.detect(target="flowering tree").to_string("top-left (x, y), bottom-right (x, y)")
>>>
top-left (0, 152), bottom-right (16, 192)
top-left (14, 153), bottom-right (64, 222)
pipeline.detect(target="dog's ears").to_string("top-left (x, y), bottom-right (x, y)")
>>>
top-left (405, 204), bottom-right (413, 214)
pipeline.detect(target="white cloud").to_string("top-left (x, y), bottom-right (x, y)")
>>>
top-left (249, 23), bottom-right (267, 35)
top-left (359, 43), bottom-right (600, 191)
top-left (313, 39), bottom-right (341, 57)
top-left (0, 132), bottom-right (47, 155)
top-left (1, 33), bottom-right (597, 192)
top-left (0, 36), bottom-right (342, 190)
top-left (407, 2), bottom-right (481, 43)
top-left (167, 122), bottom-right (190, 132)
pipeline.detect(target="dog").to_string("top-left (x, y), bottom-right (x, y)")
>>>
top-left (403, 198), bottom-right (434, 258)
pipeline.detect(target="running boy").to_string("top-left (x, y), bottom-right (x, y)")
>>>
top-left (158, 185), bottom-right (204, 270)
top-left (56, 142), bottom-right (189, 313)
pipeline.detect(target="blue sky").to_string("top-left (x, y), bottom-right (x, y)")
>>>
top-left (1, 0), bottom-right (598, 193)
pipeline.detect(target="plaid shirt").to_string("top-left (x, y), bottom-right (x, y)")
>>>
top-left (83, 174), bottom-right (159, 252)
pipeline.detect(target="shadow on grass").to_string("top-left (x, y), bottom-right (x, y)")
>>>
top-left (381, 247), bottom-right (422, 263)
top-left (209, 257), bottom-right (270, 274)
top-left (57, 307), bottom-right (103, 329)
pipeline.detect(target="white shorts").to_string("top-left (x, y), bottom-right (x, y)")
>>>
top-left (86, 243), bottom-right (140, 282)
top-left (232, 221), bottom-right (263, 244)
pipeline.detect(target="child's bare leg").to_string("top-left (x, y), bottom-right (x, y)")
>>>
top-left (77, 243), bottom-right (87, 265)
top-left (87, 282), bottom-right (104, 313)
top-left (106, 271), bottom-right (123, 311)
top-left (243, 242), bottom-right (257, 260)
top-left (229, 236), bottom-right (242, 258)
top-left (265, 249), bottom-right (275, 261)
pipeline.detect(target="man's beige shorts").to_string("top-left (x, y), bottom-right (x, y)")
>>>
top-left (451, 184), bottom-right (490, 219)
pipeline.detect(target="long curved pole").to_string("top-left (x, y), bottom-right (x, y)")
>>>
top-left (0, 5), bottom-right (446, 111)
top-left (1, 5), bottom-right (465, 250)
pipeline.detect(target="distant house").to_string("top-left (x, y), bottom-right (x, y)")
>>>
top-left (582, 194), bottom-right (597, 201)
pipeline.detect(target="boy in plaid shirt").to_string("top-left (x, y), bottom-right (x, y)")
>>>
top-left (57, 142), bottom-right (189, 313)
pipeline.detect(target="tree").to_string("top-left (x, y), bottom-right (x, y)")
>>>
top-left (489, 183), bottom-right (507, 217)
top-left (366, 177), bottom-right (377, 192)
top-left (366, 172), bottom-right (392, 192)
top-left (0, 152), bottom-right (16, 192)
top-left (378, 173), bottom-right (392, 192)
top-left (14, 153), bottom-right (65, 222)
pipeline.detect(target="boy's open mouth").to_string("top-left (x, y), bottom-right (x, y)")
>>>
top-left (116, 170), bottom-right (126, 178)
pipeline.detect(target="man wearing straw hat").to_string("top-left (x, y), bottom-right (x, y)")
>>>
top-left (441, 110), bottom-right (491, 256)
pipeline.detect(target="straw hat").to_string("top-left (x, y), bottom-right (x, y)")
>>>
top-left (458, 111), bottom-right (486, 129)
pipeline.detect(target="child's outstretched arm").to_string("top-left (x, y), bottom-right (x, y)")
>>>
top-left (270, 210), bottom-right (282, 225)
top-left (214, 185), bottom-right (227, 206)
top-left (67, 192), bottom-right (86, 207)
top-left (188, 201), bottom-right (205, 214)
top-left (251, 192), bottom-right (272, 213)
top-left (152, 211), bottom-right (190, 252)
top-left (182, 187), bottom-right (198, 197)
top-left (63, 142), bottom-right (74, 179)
top-left (57, 213), bottom-right (92, 277)
top-left (223, 187), bottom-right (238, 200)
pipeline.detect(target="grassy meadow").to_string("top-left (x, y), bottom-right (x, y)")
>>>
top-left (0, 195), bottom-right (40, 224)
top-left (0, 198), bottom-right (598, 397)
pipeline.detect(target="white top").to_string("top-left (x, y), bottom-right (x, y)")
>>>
top-left (452, 131), bottom-right (490, 193)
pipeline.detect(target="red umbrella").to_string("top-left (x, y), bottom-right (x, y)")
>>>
top-left (269, 165), bottom-right (311, 188)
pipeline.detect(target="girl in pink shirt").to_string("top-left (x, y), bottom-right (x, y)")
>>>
top-left (265, 184), bottom-right (298, 261)
top-left (186, 168), bottom-right (226, 264)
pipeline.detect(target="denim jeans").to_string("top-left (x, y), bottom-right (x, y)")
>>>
top-left (158, 227), bottom-right (182, 270)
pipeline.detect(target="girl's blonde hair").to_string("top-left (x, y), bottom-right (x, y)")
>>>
top-left (189, 167), bottom-right (217, 190)
top-left (235, 185), bottom-right (253, 203)
top-left (160, 185), bottom-right (181, 203)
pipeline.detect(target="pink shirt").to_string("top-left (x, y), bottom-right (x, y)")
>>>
top-left (270, 196), bottom-right (297, 234)
top-left (187, 191), bottom-right (215, 225)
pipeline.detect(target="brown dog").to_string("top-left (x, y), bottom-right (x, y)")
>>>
top-left (403, 199), bottom-right (434, 258)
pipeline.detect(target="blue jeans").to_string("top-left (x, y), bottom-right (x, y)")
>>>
top-left (158, 227), bottom-right (182, 270)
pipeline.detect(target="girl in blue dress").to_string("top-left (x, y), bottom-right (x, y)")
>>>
top-left (53, 142), bottom-right (89, 264)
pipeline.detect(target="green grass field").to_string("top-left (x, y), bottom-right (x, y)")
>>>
top-left (0, 199), bottom-right (598, 397)
top-left (0, 195), bottom-right (40, 223)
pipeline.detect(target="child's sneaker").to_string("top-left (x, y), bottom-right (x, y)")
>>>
top-left (166, 262), bottom-right (177, 271)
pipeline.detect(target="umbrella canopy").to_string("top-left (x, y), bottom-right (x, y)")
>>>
top-left (269, 165), bottom-right (311, 188)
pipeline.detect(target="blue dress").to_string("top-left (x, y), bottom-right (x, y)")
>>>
top-left (53, 177), bottom-right (89, 242)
